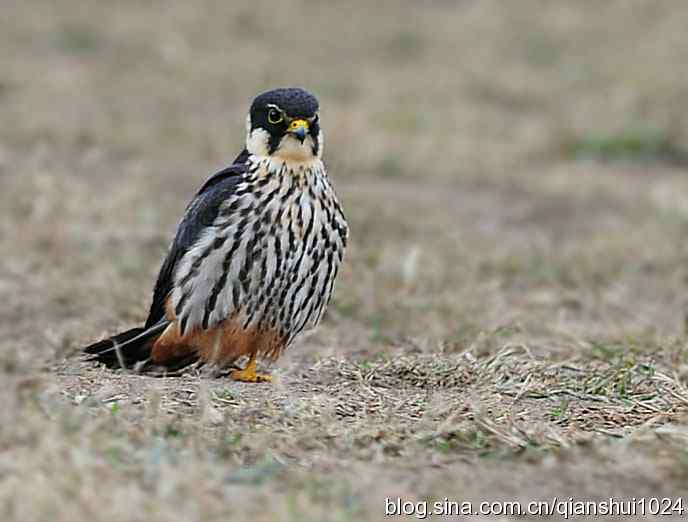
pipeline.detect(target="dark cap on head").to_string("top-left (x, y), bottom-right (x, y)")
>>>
top-left (251, 88), bottom-right (319, 118)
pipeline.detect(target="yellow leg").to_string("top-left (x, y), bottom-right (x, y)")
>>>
top-left (230, 352), bottom-right (272, 383)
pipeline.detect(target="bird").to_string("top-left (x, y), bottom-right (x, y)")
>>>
top-left (83, 87), bottom-right (349, 382)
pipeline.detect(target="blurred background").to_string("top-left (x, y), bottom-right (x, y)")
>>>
top-left (4, 2), bottom-right (688, 520)
top-left (2, 0), bottom-right (688, 366)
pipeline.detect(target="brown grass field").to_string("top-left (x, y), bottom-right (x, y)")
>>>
top-left (3, 1), bottom-right (688, 520)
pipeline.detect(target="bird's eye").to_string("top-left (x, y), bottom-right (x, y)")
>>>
top-left (268, 109), bottom-right (283, 124)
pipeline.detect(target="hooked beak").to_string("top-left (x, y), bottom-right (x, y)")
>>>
top-left (287, 119), bottom-right (309, 143)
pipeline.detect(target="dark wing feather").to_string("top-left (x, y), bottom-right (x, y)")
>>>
top-left (144, 153), bottom-right (249, 328)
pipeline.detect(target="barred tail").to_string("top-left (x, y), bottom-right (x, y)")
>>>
top-left (83, 321), bottom-right (170, 368)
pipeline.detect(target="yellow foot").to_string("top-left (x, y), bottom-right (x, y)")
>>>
top-left (229, 356), bottom-right (271, 383)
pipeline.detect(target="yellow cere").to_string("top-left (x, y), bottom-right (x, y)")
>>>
top-left (288, 119), bottom-right (309, 131)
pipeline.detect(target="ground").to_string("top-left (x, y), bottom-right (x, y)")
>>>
top-left (2, 1), bottom-right (688, 520)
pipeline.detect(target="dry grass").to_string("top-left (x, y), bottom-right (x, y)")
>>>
top-left (3, 1), bottom-right (688, 520)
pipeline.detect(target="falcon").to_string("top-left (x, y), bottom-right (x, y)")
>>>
top-left (83, 88), bottom-right (349, 382)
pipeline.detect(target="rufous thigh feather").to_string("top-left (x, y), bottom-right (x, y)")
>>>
top-left (151, 318), bottom-right (285, 365)
top-left (150, 300), bottom-right (285, 365)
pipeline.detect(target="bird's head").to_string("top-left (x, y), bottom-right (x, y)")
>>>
top-left (246, 88), bottom-right (322, 162)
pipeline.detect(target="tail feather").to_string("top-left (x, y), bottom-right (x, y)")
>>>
top-left (83, 321), bottom-right (169, 368)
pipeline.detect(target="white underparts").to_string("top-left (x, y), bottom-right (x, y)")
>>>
top-left (170, 156), bottom-right (348, 348)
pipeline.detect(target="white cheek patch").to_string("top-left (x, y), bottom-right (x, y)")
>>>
top-left (244, 121), bottom-right (323, 160)
top-left (246, 127), bottom-right (271, 157)
top-left (316, 129), bottom-right (324, 159)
